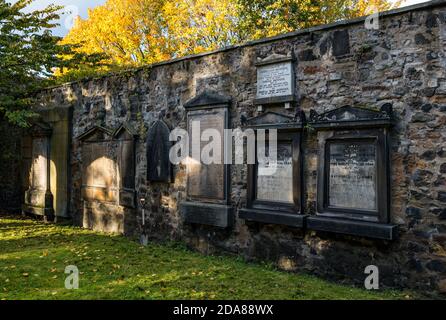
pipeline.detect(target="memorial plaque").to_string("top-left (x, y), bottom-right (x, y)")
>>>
top-left (328, 142), bottom-right (376, 210)
top-left (309, 105), bottom-right (394, 237)
top-left (256, 62), bottom-right (293, 100)
top-left (187, 108), bottom-right (226, 201)
top-left (256, 143), bottom-right (293, 203)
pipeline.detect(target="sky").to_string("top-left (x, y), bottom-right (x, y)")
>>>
top-left (10, 0), bottom-right (430, 37)
top-left (10, 0), bottom-right (106, 37)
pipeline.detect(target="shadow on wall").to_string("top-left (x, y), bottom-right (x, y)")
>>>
top-left (0, 118), bottom-right (22, 213)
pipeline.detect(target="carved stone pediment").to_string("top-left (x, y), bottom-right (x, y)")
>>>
top-left (113, 123), bottom-right (138, 140)
top-left (255, 52), bottom-right (294, 66)
top-left (309, 104), bottom-right (393, 129)
top-left (77, 125), bottom-right (114, 142)
top-left (184, 91), bottom-right (231, 109)
top-left (28, 121), bottom-right (52, 137)
top-left (243, 110), bottom-right (305, 130)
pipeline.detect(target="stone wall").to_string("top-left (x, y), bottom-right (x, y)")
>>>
top-left (35, 1), bottom-right (446, 294)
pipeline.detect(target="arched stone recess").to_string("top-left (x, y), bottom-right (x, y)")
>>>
top-left (22, 120), bottom-right (54, 221)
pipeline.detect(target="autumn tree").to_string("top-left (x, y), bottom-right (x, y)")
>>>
top-left (59, 0), bottom-right (241, 76)
top-left (0, 0), bottom-right (102, 125)
top-left (61, 0), bottom-right (168, 68)
top-left (236, 0), bottom-right (400, 39)
top-left (58, 0), bottom-right (400, 79)
top-left (161, 0), bottom-right (242, 56)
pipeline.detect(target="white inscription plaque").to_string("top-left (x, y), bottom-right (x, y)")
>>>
top-left (256, 143), bottom-right (293, 203)
top-left (256, 62), bottom-right (293, 99)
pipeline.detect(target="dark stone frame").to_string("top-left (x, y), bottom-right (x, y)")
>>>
top-left (320, 133), bottom-right (386, 222)
top-left (239, 111), bottom-right (306, 228)
top-left (180, 91), bottom-right (234, 228)
top-left (307, 104), bottom-right (397, 240)
top-left (113, 124), bottom-right (138, 208)
top-left (254, 54), bottom-right (298, 106)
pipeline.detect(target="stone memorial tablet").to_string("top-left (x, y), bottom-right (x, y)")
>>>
top-left (23, 121), bottom-right (55, 218)
top-left (31, 137), bottom-right (48, 191)
top-left (181, 91), bottom-right (233, 228)
top-left (187, 108), bottom-right (226, 201)
top-left (328, 142), bottom-right (376, 210)
top-left (256, 62), bottom-right (293, 100)
top-left (256, 143), bottom-right (293, 203)
top-left (82, 141), bottom-right (118, 203)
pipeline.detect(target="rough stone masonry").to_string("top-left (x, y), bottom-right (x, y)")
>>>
top-left (7, 1), bottom-right (446, 295)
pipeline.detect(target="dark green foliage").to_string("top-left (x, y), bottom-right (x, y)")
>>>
top-left (0, 0), bottom-right (103, 126)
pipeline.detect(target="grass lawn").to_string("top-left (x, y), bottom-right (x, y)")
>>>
top-left (0, 216), bottom-right (413, 300)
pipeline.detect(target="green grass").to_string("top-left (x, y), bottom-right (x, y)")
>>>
top-left (0, 216), bottom-right (413, 300)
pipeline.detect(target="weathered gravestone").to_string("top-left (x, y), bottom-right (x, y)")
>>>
top-left (180, 91), bottom-right (233, 228)
top-left (146, 120), bottom-right (172, 183)
top-left (77, 124), bottom-right (137, 233)
top-left (307, 104), bottom-right (398, 240)
top-left (22, 121), bottom-right (54, 221)
top-left (114, 124), bottom-right (137, 208)
top-left (239, 111), bottom-right (306, 228)
top-left (78, 126), bottom-right (117, 204)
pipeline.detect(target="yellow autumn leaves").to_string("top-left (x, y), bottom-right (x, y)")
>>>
top-left (57, 0), bottom-right (401, 80)
top-left (59, 0), bottom-right (240, 70)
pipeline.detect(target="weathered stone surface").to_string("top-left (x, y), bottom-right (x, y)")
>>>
top-left (332, 30), bottom-right (350, 56)
top-left (415, 33), bottom-right (430, 45)
top-left (438, 279), bottom-right (446, 294)
top-left (426, 260), bottom-right (446, 273)
top-left (438, 191), bottom-right (446, 203)
top-left (406, 207), bottom-right (422, 219)
top-left (298, 49), bottom-right (317, 61)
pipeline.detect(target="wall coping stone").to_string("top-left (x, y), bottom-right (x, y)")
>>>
top-left (42, 0), bottom-right (446, 91)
